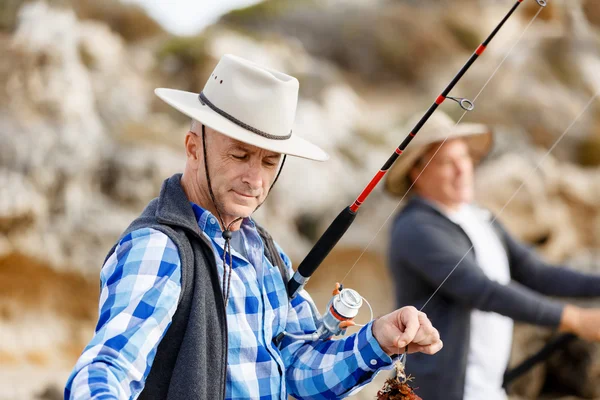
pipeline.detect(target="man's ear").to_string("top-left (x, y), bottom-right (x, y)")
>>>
top-left (185, 131), bottom-right (201, 170)
top-left (408, 164), bottom-right (420, 186)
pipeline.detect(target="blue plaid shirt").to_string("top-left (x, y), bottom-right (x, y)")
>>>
top-left (65, 203), bottom-right (393, 399)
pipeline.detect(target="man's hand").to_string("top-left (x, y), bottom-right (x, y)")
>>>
top-left (371, 306), bottom-right (443, 356)
top-left (560, 305), bottom-right (600, 342)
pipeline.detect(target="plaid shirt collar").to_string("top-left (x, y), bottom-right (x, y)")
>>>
top-left (190, 202), bottom-right (256, 241)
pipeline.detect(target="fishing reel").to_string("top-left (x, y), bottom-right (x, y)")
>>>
top-left (277, 283), bottom-right (372, 343)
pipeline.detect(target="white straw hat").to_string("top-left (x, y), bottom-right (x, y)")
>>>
top-left (155, 54), bottom-right (328, 161)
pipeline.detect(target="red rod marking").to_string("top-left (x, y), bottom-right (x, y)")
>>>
top-left (435, 95), bottom-right (446, 105)
top-left (288, 0), bottom-right (529, 299)
top-left (475, 44), bottom-right (487, 56)
top-left (350, 170), bottom-right (386, 212)
top-left (395, 148), bottom-right (403, 155)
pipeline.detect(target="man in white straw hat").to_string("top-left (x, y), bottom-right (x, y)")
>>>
top-left (65, 54), bottom-right (442, 400)
top-left (385, 110), bottom-right (600, 400)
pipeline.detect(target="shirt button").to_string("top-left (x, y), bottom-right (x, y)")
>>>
top-left (210, 218), bottom-right (216, 224)
top-left (370, 359), bottom-right (377, 366)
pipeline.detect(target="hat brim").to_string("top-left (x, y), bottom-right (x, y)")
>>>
top-left (155, 88), bottom-right (329, 162)
top-left (384, 126), bottom-right (493, 197)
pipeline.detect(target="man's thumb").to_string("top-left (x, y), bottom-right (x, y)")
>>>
top-left (395, 336), bottom-right (408, 350)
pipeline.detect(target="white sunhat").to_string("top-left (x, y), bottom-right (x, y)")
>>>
top-left (155, 54), bottom-right (328, 162)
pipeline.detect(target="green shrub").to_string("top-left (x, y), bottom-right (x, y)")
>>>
top-left (0, 0), bottom-right (28, 32)
top-left (155, 34), bottom-right (211, 93)
top-left (157, 35), bottom-right (208, 70)
top-left (0, 0), bottom-right (165, 41)
top-left (72, 0), bottom-right (165, 42)
top-left (223, 0), bottom-right (307, 23)
top-left (444, 18), bottom-right (480, 51)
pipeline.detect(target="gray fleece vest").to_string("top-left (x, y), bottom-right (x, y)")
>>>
top-left (105, 173), bottom-right (288, 399)
top-left (106, 174), bottom-right (227, 399)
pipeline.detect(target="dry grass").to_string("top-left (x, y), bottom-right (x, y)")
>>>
top-left (0, 0), bottom-right (26, 32)
top-left (0, 253), bottom-right (98, 322)
top-left (71, 0), bottom-right (165, 42)
top-left (222, 0), bottom-right (314, 24)
top-left (0, 253), bottom-right (98, 373)
top-left (443, 16), bottom-right (481, 52)
top-left (25, 350), bottom-right (50, 367)
top-left (0, 350), bottom-right (19, 365)
top-left (155, 35), bottom-right (211, 92)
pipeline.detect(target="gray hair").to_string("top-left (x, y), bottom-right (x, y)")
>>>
top-left (190, 119), bottom-right (202, 133)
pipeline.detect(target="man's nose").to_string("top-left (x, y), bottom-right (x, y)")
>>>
top-left (454, 158), bottom-right (471, 175)
top-left (453, 161), bottom-right (464, 175)
top-left (242, 163), bottom-right (263, 189)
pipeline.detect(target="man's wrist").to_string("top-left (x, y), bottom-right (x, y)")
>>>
top-left (357, 320), bottom-right (392, 370)
top-left (371, 317), bottom-right (392, 355)
top-left (559, 304), bottom-right (580, 334)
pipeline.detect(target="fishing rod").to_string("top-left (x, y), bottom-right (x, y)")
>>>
top-left (287, 0), bottom-right (547, 304)
top-left (502, 333), bottom-right (577, 388)
top-left (274, 0), bottom-right (548, 347)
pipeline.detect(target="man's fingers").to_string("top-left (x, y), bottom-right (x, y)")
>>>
top-left (413, 315), bottom-right (440, 346)
top-left (396, 307), bottom-right (420, 348)
top-left (407, 340), bottom-right (444, 355)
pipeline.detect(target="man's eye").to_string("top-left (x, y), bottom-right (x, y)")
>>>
top-left (232, 154), bottom-right (246, 160)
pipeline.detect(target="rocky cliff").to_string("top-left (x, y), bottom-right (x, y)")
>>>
top-left (1, 1), bottom-right (599, 399)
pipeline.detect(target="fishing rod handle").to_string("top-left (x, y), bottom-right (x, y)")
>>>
top-left (287, 206), bottom-right (357, 298)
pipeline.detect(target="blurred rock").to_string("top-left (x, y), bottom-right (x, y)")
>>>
top-left (36, 385), bottom-right (62, 400)
top-left (1, 1), bottom-right (600, 399)
top-left (0, 169), bottom-right (45, 234)
top-left (507, 324), bottom-right (552, 399)
top-left (545, 337), bottom-right (600, 399)
top-left (475, 151), bottom-right (600, 264)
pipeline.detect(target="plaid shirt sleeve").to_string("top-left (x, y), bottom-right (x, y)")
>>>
top-left (277, 249), bottom-right (394, 399)
top-left (64, 228), bottom-right (181, 400)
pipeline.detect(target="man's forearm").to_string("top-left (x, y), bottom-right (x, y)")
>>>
top-left (514, 262), bottom-right (600, 298)
top-left (506, 228), bottom-right (600, 297)
top-left (282, 322), bottom-right (393, 399)
top-left (475, 280), bottom-right (564, 327)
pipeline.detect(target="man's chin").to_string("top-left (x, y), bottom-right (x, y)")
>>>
top-left (226, 204), bottom-right (256, 220)
top-left (458, 192), bottom-right (474, 204)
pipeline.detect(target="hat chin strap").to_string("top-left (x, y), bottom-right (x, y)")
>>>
top-left (200, 124), bottom-right (286, 306)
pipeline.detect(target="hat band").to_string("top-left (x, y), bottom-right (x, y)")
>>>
top-left (199, 92), bottom-right (292, 140)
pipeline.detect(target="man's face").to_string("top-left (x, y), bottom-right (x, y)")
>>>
top-left (410, 138), bottom-right (474, 208)
top-left (197, 127), bottom-right (281, 220)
